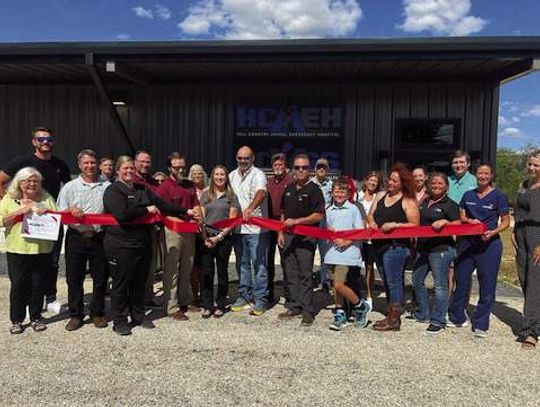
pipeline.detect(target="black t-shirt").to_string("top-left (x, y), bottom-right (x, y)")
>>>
top-left (417, 195), bottom-right (460, 252)
top-left (3, 153), bottom-right (71, 199)
top-left (281, 181), bottom-right (325, 223)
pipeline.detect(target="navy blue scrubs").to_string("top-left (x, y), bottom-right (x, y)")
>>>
top-left (449, 188), bottom-right (509, 331)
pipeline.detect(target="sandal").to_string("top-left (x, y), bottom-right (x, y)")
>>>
top-left (31, 319), bottom-right (47, 332)
top-left (10, 323), bottom-right (24, 335)
top-left (521, 336), bottom-right (537, 350)
top-left (213, 309), bottom-right (225, 318)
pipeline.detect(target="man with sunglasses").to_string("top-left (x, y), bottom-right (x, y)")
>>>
top-left (229, 146), bottom-right (269, 316)
top-left (0, 126), bottom-right (71, 314)
top-left (278, 154), bottom-right (325, 326)
top-left (310, 158), bottom-right (332, 293)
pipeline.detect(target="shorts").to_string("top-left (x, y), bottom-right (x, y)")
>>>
top-left (361, 243), bottom-right (376, 267)
top-left (328, 264), bottom-right (349, 284)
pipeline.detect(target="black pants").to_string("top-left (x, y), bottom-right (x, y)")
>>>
top-left (65, 229), bottom-right (109, 318)
top-left (44, 226), bottom-right (64, 301)
top-left (282, 234), bottom-right (315, 316)
top-left (200, 237), bottom-right (233, 310)
top-left (104, 234), bottom-right (152, 326)
top-left (7, 252), bottom-right (51, 323)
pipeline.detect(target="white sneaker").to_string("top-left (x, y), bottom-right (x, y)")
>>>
top-left (46, 300), bottom-right (64, 314)
top-left (473, 329), bottom-right (487, 338)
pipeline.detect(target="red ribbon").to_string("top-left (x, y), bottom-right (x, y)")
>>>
top-left (47, 211), bottom-right (486, 240)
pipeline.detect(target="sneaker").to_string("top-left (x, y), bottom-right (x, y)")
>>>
top-left (278, 309), bottom-right (302, 319)
top-left (365, 297), bottom-right (373, 308)
top-left (30, 319), bottom-right (47, 332)
top-left (46, 300), bottom-right (64, 315)
top-left (10, 323), bottom-right (24, 335)
top-left (473, 329), bottom-right (487, 338)
top-left (250, 306), bottom-right (265, 317)
top-left (301, 314), bottom-right (314, 326)
top-left (353, 300), bottom-right (372, 328)
top-left (113, 323), bottom-right (132, 336)
top-left (329, 309), bottom-right (348, 331)
top-left (131, 319), bottom-right (156, 329)
top-left (426, 324), bottom-right (444, 335)
top-left (230, 298), bottom-right (253, 312)
top-left (446, 319), bottom-right (469, 328)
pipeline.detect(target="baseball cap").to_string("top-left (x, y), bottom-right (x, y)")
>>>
top-left (315, 158), bottom-right (329, 168)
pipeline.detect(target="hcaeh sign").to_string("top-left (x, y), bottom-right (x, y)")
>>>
top-left (236, 106), bottom-right (342, 138)
top-left (234, 106), bottom-right (343, 169)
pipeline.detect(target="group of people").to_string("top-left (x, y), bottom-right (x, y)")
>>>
top-left (1, 126), bottom-right (539, 349)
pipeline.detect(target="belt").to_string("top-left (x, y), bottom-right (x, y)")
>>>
top-left (68, 228), bottom-right (103, 238)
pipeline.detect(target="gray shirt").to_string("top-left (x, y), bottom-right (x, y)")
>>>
top-left (200, 190), bottom-right (240, 226)
top-left (56, 175), bottom-right (110, 232)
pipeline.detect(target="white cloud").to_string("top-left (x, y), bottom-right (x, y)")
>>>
top-left (500, 127), bottom-right (526, 139)
top-left (178, 0), bottom-right (362, 39)
top-left (512, 116), bottom-right (521, 123)
top-left (155, 4), bottom-right (172, 20)
top-left (133, 6), bottom-right (154, 19)
top-left (522, 105), bottom-right (540, 117)
top-left (117, 34), bottom-right (131, 40)
top-left (498, 115), bottom-right (510, 127)
top-left (399, 0), bottom-right (486, 36)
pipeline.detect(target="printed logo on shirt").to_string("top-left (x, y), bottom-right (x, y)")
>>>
top-left (482, 204), bottom-right (494, 210)
top-left (465, 201), bottom-right (476, 206)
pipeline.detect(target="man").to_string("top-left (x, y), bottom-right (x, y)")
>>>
top-left (132, 150), bottom-right (161, 306)
top-left (0, 126), bottom-right (71, 313)
top-left (310, 157), bottom-right (332, 291)
top-left (448, 150), bottom-right (477, 204)
top-left (229, 146), bottom-right (269, 316)
top-left (56, 149), bottom-right (110, 331)
top-left (155, 152), bottom-right (201, 321)
top-left (99, 156), bottom-right (114, 182)
top-left (278, 154), bottom-right (325, 326)
top-left (412, 165), bottom-right (428, 204)
top-left (266, 153), bottom-right (294, 304)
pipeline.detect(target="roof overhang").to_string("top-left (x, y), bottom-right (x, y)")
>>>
top-left (0, 37), bottom-right (538, 85)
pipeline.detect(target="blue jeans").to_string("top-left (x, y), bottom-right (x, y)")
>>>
top-left (317, 238), bottom-right (329, 286)
top-left (375, 246), bottom-right (410, 305)
top-left (234, 233), bottom-right (270, 309)
top-left (411, 247), bottom-right (456, 326)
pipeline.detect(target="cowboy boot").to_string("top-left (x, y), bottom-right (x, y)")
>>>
top-left (373, 303), bottom-right (401, 332)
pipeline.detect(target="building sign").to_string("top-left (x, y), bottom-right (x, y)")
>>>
top-left (235, 105), bottom-right (343, 169)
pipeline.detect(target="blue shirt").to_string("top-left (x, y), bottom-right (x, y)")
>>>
top-left (460, 188), bottom-right (509, 231)
top-left (448, 172), bottom-right (477, 204)
top-left (324, 201), bottom-right (363, 266)
top-left (310, 176), bottom-right (332, 207)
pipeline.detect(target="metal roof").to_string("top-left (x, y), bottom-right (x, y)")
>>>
top-left (0, 37), bottom-right (538, 85)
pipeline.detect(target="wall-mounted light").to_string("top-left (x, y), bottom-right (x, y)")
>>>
top-left (113, 101), bottom-right (126, 106)
top-left (106, 61), bottom-right (116, 73)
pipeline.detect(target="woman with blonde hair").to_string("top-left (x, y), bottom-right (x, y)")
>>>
top-left (0, 167), bottom-right (57, 334)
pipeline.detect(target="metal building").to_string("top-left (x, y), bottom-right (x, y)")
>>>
top-left (0, 37), bottom-right (539, 176)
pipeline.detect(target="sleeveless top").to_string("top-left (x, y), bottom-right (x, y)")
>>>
top-left (373, 193), bottom-right (410, 252)
top-left (515, 180), bottom-right (540, 226)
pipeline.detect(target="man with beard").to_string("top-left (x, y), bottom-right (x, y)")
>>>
top-left (57, 149), bottom-right (110, 331)
top-left (266, 153), bottom-right (294, 305)
top-left (0, 126), bottom-right (71, 314)
top-left (229, 146), bottom-right (269, 316)
top-left (155, 152), bottom-right (201, 321)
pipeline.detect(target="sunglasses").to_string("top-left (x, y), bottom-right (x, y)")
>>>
top-left (34, 136), bottom-right (54, 143)
top-left (237, 156), bottom-right (252, 161)
top-left (294, 165), bottom-right (309, 171)
top-left (316, 164), bottom-right (328, 170)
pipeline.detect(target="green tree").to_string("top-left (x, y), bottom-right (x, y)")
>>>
top-left (496, 148), bottom-right (525, 206)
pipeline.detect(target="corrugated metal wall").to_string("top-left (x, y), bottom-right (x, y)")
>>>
top-left (0, 81), bottom-right (499, 178)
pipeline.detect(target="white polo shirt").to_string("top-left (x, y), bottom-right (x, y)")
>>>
top-left (229, 165), bottom-right (268, 234)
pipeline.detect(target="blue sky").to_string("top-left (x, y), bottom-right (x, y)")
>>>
top-left (0, 0), bottom-right (538, 150)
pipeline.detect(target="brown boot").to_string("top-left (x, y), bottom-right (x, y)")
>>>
top-left (373, 316), bottom-right (388, 328)
top-left (373, 303), bottom-right (401, 331)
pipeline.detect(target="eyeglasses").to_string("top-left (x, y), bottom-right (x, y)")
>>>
top-left (316, 164), bottom-right (328, 170)
top-left (34, 136), bottom-right (54, 143)
top-left (294, 165), bottom-right (309, 171)
top-left (21, 179), bottom-right (39, 184)
top-left (236, 156), bottom-right (252, 161)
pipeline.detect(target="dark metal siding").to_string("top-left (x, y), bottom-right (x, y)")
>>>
top-left (0, 81), bottom-right (499, 178)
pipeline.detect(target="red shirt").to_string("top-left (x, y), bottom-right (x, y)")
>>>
top-left (133, 172), bottom-right (159, 193)
top-left (267, 172), bottom-right (294, 219)
top-left (155, 177), bottom-right (200, 219)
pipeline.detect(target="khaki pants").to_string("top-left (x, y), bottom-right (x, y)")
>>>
top-left (163, 229), bottom-right (196, 314)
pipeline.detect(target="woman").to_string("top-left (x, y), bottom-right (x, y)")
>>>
top-left (411, 173), bottom-right (460, 335)
top-left (199, 165), bottom-right (240, 318)
top-left (103, 156), bottom-right (198, 336)
top-left (367, 164), bottom-right (419, 331)
top-left (357, 171), bottom-right (384, 307)
top-left (188, 164), bottom-right (209, 306)
top-left (0, 167), bottom-right (56, 334)
top-left (514, 150), bottom-right (540, 349)
top-left (448, 163), bottom-right (510, 338)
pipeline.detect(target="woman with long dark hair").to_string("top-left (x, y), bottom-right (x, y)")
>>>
top-left (199, 165), bottom-right (240, 318)
top-left (367, 164), bottom-right (419, 331)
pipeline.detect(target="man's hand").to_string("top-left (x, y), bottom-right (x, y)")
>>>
top-left (243, 207), bottom-right (254, 221)
top-left (277, 232), bottom-right (285, 249)
top-left (333, 238), bottom-right (352, 249)
top-left (283, 218), bottom-right (297, 228)
top-left (69, 207), bottom-right (84, 219)
top-left (146, 205), bottom-right (160, 214)
top-left (188, 208), bottom-right (202, 221)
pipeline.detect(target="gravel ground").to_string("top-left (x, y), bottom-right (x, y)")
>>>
top-left (0, 262), bottom-right (539, 407)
